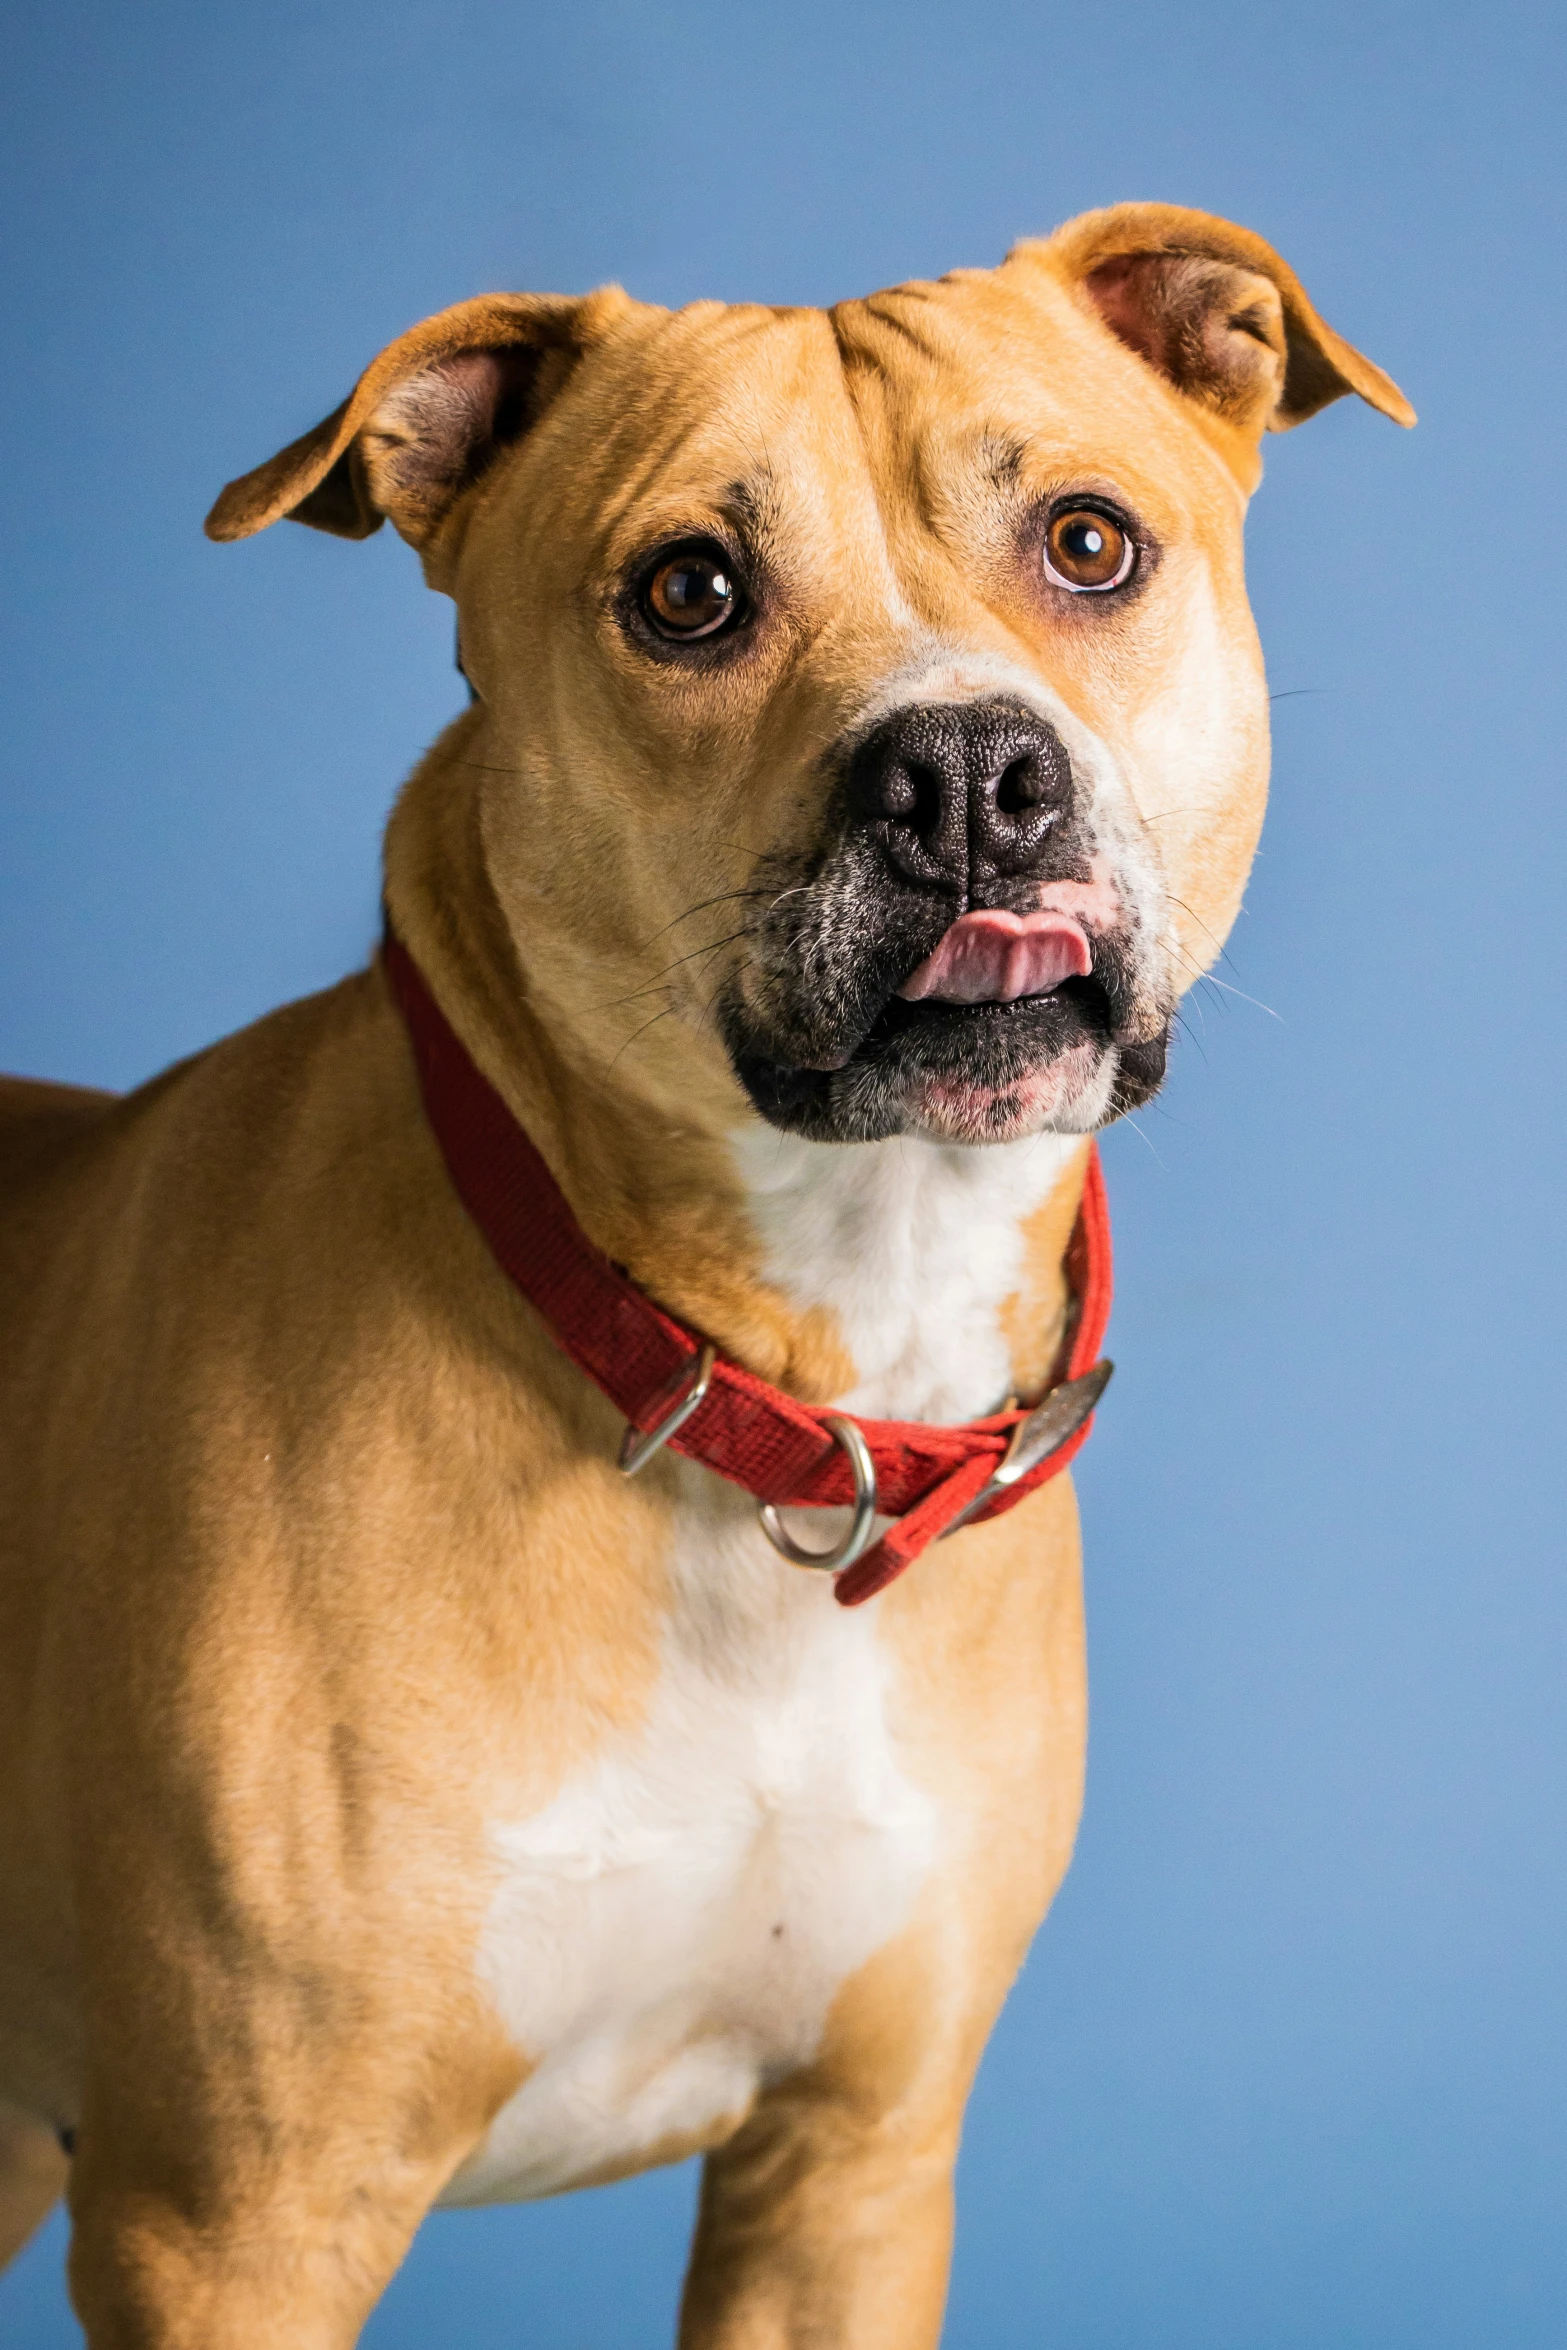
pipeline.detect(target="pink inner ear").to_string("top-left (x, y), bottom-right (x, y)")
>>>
top-left (1082, 256), bottom-right (1171, 374)
top-left (1079, 249), bottom-right (1284, 432)
top-left (434, 348), bottom-right (539, 448)
top-left (367, 346), bottom-right (542, 519)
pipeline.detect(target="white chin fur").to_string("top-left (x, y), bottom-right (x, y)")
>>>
top-left (729, 1117), bottom-right (1086, 1423)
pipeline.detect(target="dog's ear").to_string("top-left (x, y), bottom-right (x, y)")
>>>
top-left (204, 287), bottom-right (629, 552)
top-left (1014, 204), bottom-right (1414, 441)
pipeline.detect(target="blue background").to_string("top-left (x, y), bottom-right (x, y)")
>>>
top-left (3, 2), bottom-right (1563, 2343)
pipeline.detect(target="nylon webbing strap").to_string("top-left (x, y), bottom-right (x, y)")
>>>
top-left (384, 932), bottom-right (1111, 1604)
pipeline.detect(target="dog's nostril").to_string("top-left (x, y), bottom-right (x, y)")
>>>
top-left (907, 760), bottom-right (944, 833)
top-left (873, 758), bottom-right (945, 829)
top-left (994, 755), bottom-right (1042, 817)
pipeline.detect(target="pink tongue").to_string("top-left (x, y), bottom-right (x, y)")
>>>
top-left (897, 909), bottom-right (1093, 1005)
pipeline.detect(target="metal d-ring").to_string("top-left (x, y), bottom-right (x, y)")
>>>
top-left (757, 1415), bottom-right (880, 1574)
top-left (618, 1343), bottom-right (718, 1477)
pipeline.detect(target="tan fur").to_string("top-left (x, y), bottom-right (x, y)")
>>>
top-left (998, 1138), bottom-right (1092, 1398)
top-left (0, 207), bottom-right (1408, 2344)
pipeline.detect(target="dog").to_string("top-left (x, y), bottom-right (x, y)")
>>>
top-left (0, 204), bottom-right (1410, 2345)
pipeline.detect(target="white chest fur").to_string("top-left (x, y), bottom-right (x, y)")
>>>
top-left (442, 1483), bottom-right (940, 2207)
top-left (442, 1129), bottom-right (1072, 2207)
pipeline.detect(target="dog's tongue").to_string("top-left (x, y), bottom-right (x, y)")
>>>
top-left (897, 909), bottom-right (1093, 1005)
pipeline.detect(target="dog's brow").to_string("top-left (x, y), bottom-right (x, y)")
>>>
top-left (728, 469), bottom-right (779, 521)
top-left (979, 432), bottom-right (1031, 489)
top-left (719, 468), bottom-right (789, 552)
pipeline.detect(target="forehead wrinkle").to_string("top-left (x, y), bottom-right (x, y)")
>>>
top-left (813, 307), bottom-right (933, 633)
top-left (831, 285), bottom-right (951, 374)
top-left (593, 317), bottom-right (849, 561)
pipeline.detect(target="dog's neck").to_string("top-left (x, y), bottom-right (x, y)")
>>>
top-left (725, 1123), bottom-right (1087, 1420)
top-left (384, 722), bottom-right (1091, 1420)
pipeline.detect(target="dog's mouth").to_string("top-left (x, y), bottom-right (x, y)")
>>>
top-left (895, 907), bottom-right (1095, 1006)
top-left (723, 902), bottom-right (1168, 1146)
top-left (867, 969), bottom-right (1112, 1057)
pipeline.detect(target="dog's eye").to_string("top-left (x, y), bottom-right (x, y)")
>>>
top-left (1043, 510), bottom-right (1134, 593)
top-left (643, 547), bottom-right (743, 640)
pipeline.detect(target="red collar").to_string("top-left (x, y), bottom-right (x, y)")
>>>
top-left (383, 933), bottom-right (1112, 1607)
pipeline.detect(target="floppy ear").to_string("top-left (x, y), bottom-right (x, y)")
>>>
top-left (204, 286), bottom-right (629, 551)
top-left (1015, 203), bottom-right (1414, 439)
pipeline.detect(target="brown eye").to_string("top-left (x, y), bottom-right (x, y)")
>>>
top-left (643, 548), bottom-right (742, 639)
top-left (1043, 509), bottom-right (1134, 593)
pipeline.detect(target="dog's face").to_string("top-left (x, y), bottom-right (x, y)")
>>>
top-left (211, 207), bottom-right (1410, 1147)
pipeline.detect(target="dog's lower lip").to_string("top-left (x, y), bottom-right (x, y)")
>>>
top-left (783, 972), bottom-right (1110, 1077)
top-left (790, 984), bottom-right (1072, 1077)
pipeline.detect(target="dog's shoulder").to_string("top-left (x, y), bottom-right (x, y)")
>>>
top-left (0, 1074), bottom-right (115, 1191)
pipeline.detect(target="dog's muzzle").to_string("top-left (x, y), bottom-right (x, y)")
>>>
top-left (719, 698), bottom-right (1172, 1144)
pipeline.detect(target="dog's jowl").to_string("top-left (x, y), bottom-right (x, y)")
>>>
top-left (0, 207), bottom-right (1410, 2345)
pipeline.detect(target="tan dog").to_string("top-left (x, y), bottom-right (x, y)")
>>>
top-left (0, 205), bottom-right (1410, 2346)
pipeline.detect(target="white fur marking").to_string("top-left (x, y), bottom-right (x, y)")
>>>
top-left (442, 1484), bottom-right (939, 2206)
top-left (730, 1124), bottom-right (1083, 1421)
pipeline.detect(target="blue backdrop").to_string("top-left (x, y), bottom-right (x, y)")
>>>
top-left (3, 3), bottom-right (1564, 2343)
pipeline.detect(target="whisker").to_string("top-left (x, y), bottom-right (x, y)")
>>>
top-left (698, 949), bottom-right (753, 1022)
top-left (1168, 936), bottom-right (1215, 990)
top-left (608, 927), bottom-right (756, 1003)
top-left (1196, 972), bottom-right (1282, 1021)
top-left (710, 836), bottom-right (782, 861)
top-left (635, 890), bottom-right (771, 949)
top-left (1119, 1115), bottom-right (1166, 1166)
top-left (1171, 1006), bottom-right (1209, 1063)
top-left (600, 924), bottom-right (761, 1014)
top-left (606, 1006), bottom-right (675, 1073)
top-left (1166, 894), bottom-right (1228, 960)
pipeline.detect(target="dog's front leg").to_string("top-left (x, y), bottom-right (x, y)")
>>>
top-left (678, 2073), bottom-right (966, 2350)
top-left (64, 2130), bottom-right (448, 2350)
top-left (59, 2025), bottom-right (509, 2350)
top-left (679, 1512), bottom-right (1088, 2349)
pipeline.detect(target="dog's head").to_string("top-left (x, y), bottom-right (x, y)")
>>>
top-left (211, 206), bottom-right (1410, 1148)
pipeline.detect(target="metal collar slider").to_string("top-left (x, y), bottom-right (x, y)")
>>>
top-left (618, 1344), bottom-right (718, 1477)
top-left (939, 1360), bottom-right (1114, 1540)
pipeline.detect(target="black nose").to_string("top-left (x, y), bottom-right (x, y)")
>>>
top-left (846, 701), bottom-right (1072, 893)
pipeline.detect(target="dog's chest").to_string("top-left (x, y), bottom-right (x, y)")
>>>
top-left (441, 1130), bottom-right (1077, 2206)
top-left (441, 1490), bottom-right (939, 2206)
